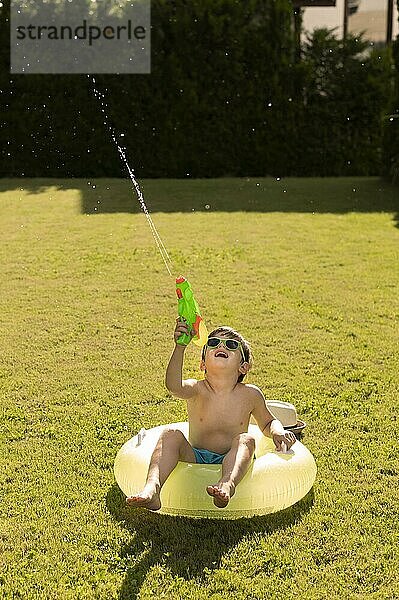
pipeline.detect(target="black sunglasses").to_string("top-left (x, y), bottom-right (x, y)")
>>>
top-left (206, 337), bottom-right (246, 361)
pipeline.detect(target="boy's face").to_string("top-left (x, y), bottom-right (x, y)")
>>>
top-left (200, 333), bottom-right (249, 378)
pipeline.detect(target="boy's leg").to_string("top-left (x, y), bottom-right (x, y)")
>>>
top-left (126, 428), bottom-right (196, 510)
top-left (207, 433), bottom-right (255, 508)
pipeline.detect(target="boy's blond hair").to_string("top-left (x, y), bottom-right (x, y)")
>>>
top-left (201, 326), bottom-right (253, 383)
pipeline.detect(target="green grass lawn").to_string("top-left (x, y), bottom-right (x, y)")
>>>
top-left (0, 177), bottom-right (398, 599)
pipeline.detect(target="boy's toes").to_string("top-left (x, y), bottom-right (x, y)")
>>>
top-left (206, 485), bottom-right (230, 508)
top-left (206, 485), bottom-right (220, 497)
top-left (126, 493), bottom-right (161, 511)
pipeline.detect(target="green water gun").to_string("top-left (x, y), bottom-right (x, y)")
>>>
top-left (175, 277), bottom-right (208, 347)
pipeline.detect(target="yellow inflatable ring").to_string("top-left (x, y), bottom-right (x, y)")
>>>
top-left (114, 422), bottom-right (317, 519)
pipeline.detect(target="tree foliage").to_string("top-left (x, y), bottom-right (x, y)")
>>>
top-left (0, 0), bottom-right (394, 178)
top-left (382, 0), bottom-right (399, 183)
top-left (298, 29), bottom-right (393, 176)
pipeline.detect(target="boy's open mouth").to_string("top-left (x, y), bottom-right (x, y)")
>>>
top-left (214, 350), bottom-right (228, 358)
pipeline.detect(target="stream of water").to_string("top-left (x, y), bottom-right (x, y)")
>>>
top-left (91, 76), bottom-right (173, 277)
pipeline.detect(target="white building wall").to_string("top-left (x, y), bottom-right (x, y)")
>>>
top-left (302, 0), bottom-right (399, 43)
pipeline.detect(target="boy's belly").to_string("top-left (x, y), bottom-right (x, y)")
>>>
top-left (188, 424), bottom-right (248, 454)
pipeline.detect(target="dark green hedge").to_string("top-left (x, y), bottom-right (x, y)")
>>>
top-left (0, 1), bottom-right (395, 178)
top-left (298, 30), bottom-right (393, 177)
top-left (382, 1), bottom-right (399, 184)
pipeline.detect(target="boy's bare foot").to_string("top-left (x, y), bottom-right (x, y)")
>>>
top-left (126, 485), bottom-right (161, 511)
top-left (206, 482), bottom-right (235, 509)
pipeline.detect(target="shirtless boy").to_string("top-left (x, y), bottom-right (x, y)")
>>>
top-left (126, 320), bottom-right (296, 510)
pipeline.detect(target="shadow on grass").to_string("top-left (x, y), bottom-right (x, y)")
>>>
top-left (0, 177), bottom-right (398, 227)
top-left (105, 483), bottom-right (315, 600)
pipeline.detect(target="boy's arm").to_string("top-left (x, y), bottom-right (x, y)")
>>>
top-left (249, 385), bottom-right (296, 450)
top-left (165, 345), bottom-right (198, 399)
top-left (165, 318), bottom-right (199, 400)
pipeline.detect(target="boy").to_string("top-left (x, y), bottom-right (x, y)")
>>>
top-left (126, 320), bottom-right (296, 510)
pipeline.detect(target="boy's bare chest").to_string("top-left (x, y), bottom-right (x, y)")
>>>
top-left (188, 392), bottom-right (251, 427)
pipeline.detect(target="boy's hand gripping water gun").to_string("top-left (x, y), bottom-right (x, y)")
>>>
top-left (175, 277), bottom-right (208, 347)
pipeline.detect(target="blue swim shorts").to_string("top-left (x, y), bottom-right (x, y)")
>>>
top-left (193, 447), bottom-right (227, 464)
